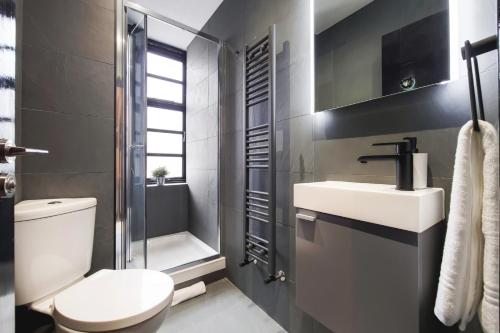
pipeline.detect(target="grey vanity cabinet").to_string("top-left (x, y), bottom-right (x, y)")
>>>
top-left (295, 211), bottom-right (448, 333)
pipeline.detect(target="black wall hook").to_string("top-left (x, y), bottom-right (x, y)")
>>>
top-left (461, 36), bottom-right (497, 132)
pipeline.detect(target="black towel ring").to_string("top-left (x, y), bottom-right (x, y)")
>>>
top-left (461, 36), bottom-right (497, 132)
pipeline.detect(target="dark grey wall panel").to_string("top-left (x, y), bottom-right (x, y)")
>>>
top-left (20, 0), bottom-right (115, 273)
top-left (186, 37), bottom-right (219, 251)
top-left (22, 0), bottom-right (114, 64)
top-left (146, 185), bottom-right (188, 238)
top-left (206, 0), bottom-right (316, 331)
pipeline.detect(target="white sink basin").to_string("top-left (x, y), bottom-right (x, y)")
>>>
top-left (294, 181), bottom-right (444, 233)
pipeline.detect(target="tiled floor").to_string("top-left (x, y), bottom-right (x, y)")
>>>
top-left (158, 278), bottom-right (286, 333)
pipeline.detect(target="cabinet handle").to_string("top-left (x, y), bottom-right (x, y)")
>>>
top-left (296, 213), bottom-right (316, 222)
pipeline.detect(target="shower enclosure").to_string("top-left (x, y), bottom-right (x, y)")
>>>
top-left (115, 1), bottom-right (222, 274)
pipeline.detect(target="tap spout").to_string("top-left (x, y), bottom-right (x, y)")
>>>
top-left (357, 155), bottom-right (398, 164)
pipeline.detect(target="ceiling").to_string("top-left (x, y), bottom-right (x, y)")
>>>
top-left (133, 0), bottom-right (223, 49)
top-left (315, 0), bottom-right (374, 34)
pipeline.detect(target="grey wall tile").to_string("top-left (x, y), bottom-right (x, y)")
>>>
top-left (80, 0), bottom-right (114, 11)
top-left (289, 60), bottom-right (312, 119)
top-left (23, 0), bottom-right (114, 64)
top-left (146, 184), bottom-right (189, 238)
top-left (187, 78), bottom-right (209, 115)
top-left (21, 44), bottom-right (112, 122)
top-left (21, 109), bottom-right (113, 174)
top-left (20, 0), bottom-right (115, 274)
top-left (207, 103), bottom-right (219, 138)
top-left (186, 138), bottom-right (208, 170)
top-left (221, 166), bottom-right (244, 211)
top-left (207, 136), bottom-right (218, 170)
top-left (56, 53), bottom-right (114, 118)
top-left (276, 171), bottom-right (314, 228)
top-left (208, 71), bottom-right (219, 108)
top-left (21, 44), bottom-right (59, 112)
top-left (187, 168), bottom-right (218, 250)
top-left (185, 37), bottom-right (221, 253)
top-left (314, 127), bottom-right (460, 180)
top-left (186, 108), bottom-right (208, 143)
top-left (276, 114), bottom-right (314, 174)
top-left (221, 91), bottom-right (243, 134)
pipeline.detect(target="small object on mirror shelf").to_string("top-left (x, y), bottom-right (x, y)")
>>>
top-left (400, 76), bottom-right (416, 91)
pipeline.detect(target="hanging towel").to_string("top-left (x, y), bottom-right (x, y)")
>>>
top-left (434, 120), bottom-right (499, 333)
top-left (478, 120), bottom-right (499, 333)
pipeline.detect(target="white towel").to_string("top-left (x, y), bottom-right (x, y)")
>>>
top-left (434, 120), bottom-right (499, 333)
top-left (478, 121), bottom-right (499, 333)
top-left (171, 281), bottom-right (206, 306)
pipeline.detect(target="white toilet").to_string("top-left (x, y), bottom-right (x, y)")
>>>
top-left (14, 198), bottom-right (174, 332)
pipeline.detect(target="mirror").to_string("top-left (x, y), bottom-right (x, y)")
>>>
top-left (315, 0), bottom-right (455, 112)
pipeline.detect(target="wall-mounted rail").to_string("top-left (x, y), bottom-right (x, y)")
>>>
top-left (239, 25), bottom-right (284, 283)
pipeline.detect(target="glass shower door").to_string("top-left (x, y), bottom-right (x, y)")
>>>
top-left (125, 8), bottom-right (147, 269)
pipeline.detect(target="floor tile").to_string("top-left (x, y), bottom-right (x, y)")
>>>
top-left (159, 279), bottom-right (286, 333)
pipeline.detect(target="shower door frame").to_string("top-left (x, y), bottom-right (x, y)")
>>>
top-left (115, 0), bottom-right (224, 270)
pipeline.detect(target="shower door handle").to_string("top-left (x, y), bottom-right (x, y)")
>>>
top-left (128, 144), bottom-right (144, 150)
top-left (0, 139), bottom-right (49, 163)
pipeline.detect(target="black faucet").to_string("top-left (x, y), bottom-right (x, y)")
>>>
top-left (357, 138), bottom-right (415, 191)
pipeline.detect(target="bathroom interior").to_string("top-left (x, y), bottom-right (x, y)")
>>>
top-left (0, 0), bottom-right (498, 332)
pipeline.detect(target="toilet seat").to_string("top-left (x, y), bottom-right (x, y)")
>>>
top-left (52, 269), bottom-right (174, 332)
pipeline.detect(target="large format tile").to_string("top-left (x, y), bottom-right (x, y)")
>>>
top-left (187, 37), bottom-right (209, 87)
top-left (22, 44), bottom-right (114, 118)
top-left (276, 171), bottom-right (314, 228)
top-left (187, 78), bottom-right (209, 115)
top-left (186, 138), bottom-right (209, 170)
top-left (56, 53), bottom-right (114, 118)
top-left (160, 279), bottom-right (285, 333)
top-left (221, 90), bottom-right (243, 134)
top-left (276, 115), bottom-right (314, 174)
top-left (23, 0), bottom-right (114, 64)
top-left (21, 109), bottom-right (114, 174)
top-left (80, 0), bottom-right (114, 11)
top-left (21, 44), bottom-right (59, 112)
top-left (187, 108), bottom-right (209, 142)
top-left (314, 127), bottom-right (460, 179)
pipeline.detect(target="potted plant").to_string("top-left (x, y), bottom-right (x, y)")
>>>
top-left (152, 166), bottom-right (169, 185)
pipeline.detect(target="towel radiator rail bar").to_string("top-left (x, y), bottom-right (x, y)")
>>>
top-left (240, 25), bottom-right (285, 283)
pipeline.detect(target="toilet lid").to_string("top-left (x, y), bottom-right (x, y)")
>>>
top-left (53, 269), bottom-right (174, 332)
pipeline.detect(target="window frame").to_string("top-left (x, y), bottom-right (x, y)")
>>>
top-left (146, 40), bottom-right (187, 183)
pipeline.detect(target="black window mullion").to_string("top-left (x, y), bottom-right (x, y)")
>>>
top-left (147, 153), bottom-right (183, 158)
top-left (147, 98), bottom-right (184, 111)
top-left (147, 128), bottom-right (183, 135)
top-left (147, 73), bottom-right (183, 85)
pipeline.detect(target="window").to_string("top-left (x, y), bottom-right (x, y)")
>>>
top-left (146, 41), bottom-right (186, 182)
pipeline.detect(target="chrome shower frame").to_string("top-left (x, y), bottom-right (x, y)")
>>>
top-left (114, 0), bottom-right (223, 270)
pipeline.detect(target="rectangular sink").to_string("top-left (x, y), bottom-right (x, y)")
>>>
top-left (294, 181), bottom-right (444, 233)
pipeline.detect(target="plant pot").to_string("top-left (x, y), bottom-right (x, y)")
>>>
top-left (156, 176), bottom-right (165, 185)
